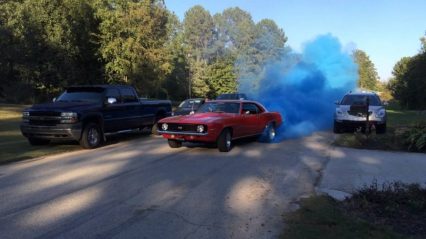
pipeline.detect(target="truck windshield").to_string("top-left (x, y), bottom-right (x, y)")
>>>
top-left (57, 88), bottom-right (104, 103)
top-left (179, 99), bottom-right (203, 109)
top-left (341, 95), bottom-right (382, 106)
top-left (197, 102), bottom-right (240, 114)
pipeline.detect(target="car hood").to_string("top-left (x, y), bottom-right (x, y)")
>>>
top-left (161, 112), bottom-right (235, 124)
top-left (26, 102), bottom-right (101, 112)
top-left (338, 105), bottom-right (385, 112)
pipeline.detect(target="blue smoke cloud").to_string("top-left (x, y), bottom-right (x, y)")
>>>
top-left (238, 34), bottom-right (357, 140)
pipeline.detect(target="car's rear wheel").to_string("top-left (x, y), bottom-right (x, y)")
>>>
top-left (168, 139), bottom-right (182, 148)
top-left (217, 128), bottom-right (232, 152)
top-left (80, 123), bottom-right (102, 149)
top-left (333, 121), bottom-right (342, 134)
top-left (28, 137), bottom-right (50, 146)
top-left (376, 123), bottom-right (387, 134)
top-left (259, 123), bottom-right (276, 142)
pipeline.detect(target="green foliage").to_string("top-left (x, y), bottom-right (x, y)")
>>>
top-left (207, 56), bottom-right (237, 98)
top-left (404, 123), bottom-right (426, 152)
top-left (353, 49), bottom-right (379, 90)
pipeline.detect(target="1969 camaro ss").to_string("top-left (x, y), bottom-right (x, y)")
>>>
top-left (157, 100), bottom-right (282, 152)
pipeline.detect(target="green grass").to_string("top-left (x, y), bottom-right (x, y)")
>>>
top-left (282, 182), bottom-right (426, 239)
top-left (282, 196), bottom-right (402, 239)
top-left (334, 110), bottom-right (426, 152)
top-left (0, 104), bottom-right (82, 164)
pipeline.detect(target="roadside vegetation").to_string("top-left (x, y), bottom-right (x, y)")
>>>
top-left (282, 182), bottom-right (426, 239)
top-left (334, 108), bottom-right (426, 152)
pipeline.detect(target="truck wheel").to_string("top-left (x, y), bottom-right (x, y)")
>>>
top-left (28, 137), bottom-right (50, 146)
top-left (376, 123), bottom-right (387, 134)
top-left (217, 129), bottom-right (232, 152)
top-left (151, 123), bottom-right (160, 135)
top-left (80, 123), bottom-right (102, 149)
top-left (168, 139), bottom-right (182, 148)
top-left (333, 121), bottom-right (342, 134)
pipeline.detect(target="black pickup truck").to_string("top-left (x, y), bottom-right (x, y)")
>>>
top-left (20, 85), bottom-right (172, 148)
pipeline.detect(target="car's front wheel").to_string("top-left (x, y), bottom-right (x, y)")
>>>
top-left (376, 123), bottom-right (387, 134)
top-left (80, 123), bottom-right (102, 149)
top-left (217, 128), bottom-right (232, 152)
top-left (168, 139), bottom-right (182, 148)
top-left (333, 121), bottom-right (343, 134)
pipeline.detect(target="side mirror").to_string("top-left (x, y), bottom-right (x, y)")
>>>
top-left (244, 110), bottom-right (250, 115)
top-left (334, 100), bottom-right (340, 105)
top-left (106, 97), bottom-right (117, 105)
top-left (52, 97), bottom-right (56, 102)
top-left (383, 101), bottom-right (389, 106)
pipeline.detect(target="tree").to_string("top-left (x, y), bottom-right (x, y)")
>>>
top-left (96, 0), bottom-right (170, 97)
top-left (353, 49), bottom-right (379, 90)
top-left (207, 56), bottom-right (237, 98)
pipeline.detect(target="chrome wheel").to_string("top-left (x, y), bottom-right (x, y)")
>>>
top-left (88, 127), bottom-right (100, 146)
top-left (268, 126), bottom-right (276, 141)
top-left (225, 132), bottom-right (231, 149)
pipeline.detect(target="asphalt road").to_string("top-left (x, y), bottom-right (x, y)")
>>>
top-left (0, 132), bottom-right (334, 239)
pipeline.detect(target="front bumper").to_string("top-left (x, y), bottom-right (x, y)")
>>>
top-left (20, 123), bottom-right (83, 140)
top-left (158, 130), bottom-right (218, 143)
top-left (335, 120), bottom-right (386, 128)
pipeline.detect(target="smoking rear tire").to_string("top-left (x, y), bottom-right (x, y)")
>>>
top-left (259, 123), bottom-right (276, 142)
top-left (168, 140), bottom-right (182, 148)
top-left (80, 123), bottom-right (102, 149)
top-left (376, 123), bottom-right (387, 134)
top-left (28, 138), bottom-right (50, 146)
top-left (217, 129), bottom-right (232, 152)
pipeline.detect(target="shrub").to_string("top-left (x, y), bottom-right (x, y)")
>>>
top-left (404, 122), bottom-right (426, 152)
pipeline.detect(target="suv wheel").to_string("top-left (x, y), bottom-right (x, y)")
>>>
top-left (217, 129), bottom-right (232, 152)
top-left (80, 123), bottom-right (102, 149)
top-left (376, 123), bottom-right (387, 134)
top-left (28, 137), bottom-right (50, 146)
top-left (333, 121), bottom-right (342, 134)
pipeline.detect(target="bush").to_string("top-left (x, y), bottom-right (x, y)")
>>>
top-left (404, 123), bottom-right (426, 152)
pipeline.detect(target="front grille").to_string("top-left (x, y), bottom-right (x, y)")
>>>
top-left (164, 123), bottom-right (207, 133)
top-left (348, 111), bottom-right (373, 117)
top-left (29, 112), bottom-right (62, 126)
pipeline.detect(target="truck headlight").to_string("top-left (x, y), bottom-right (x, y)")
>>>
top-left (22, 111), bottom-right (30, 122)
top-left (375, 109), bottom-right (386, 118)
top-left (60, 112), bottom-right (78, 123)
top-left (196, 125), bottom-right (205, 133)
top-left (335, 108), bottom-right (343, 115)
top-left (161, 123), bottom-right (168, 131)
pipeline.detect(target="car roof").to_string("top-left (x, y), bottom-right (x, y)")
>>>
top-left (207, 99), bottom-right (259, 104)
top-left (345, 91), bottom-right (378, 96)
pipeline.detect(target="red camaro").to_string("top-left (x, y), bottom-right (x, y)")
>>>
top-left (157, 100), bottom-right (282, 152)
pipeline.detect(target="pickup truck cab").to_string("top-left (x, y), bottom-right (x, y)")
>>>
top-left (20, 85), bottom-right (171, 148)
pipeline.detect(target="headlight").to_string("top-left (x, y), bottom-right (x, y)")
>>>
top-left (22, 111), bottom-right (30, 122)
top-left (376, 109), bottom-right (386, 118)
top-left (60, 112), bottom-right (78, 123)
top-left (335, 108), bottom-right (343, 115)
top-left (162, 123), bottom-right (168, 131)
top-left (196, 125), bottom-right (205, 133)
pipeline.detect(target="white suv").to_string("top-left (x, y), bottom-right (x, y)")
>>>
top-left (334, 92), bottom-right (387, 134)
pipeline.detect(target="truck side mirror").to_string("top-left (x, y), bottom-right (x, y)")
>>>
top-left (52, 97), bottom-right (56, 102)
top-left (106, 97), bottom-right (117, 105)
top-left (383, 101), bottom-right (389, 106)
top-left (334, 100), bottom-right (340, 105)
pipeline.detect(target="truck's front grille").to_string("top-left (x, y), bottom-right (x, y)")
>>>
top-left (166, 124), bottom-right (199, 133)
top-left (28, 112), bottom-right (62, 126)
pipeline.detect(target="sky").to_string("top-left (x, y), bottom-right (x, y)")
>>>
top-left (164, 0), bottom-right (426, 81)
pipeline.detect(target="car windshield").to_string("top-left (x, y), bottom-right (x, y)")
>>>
top-left (341, 95), bottom-right (382, 106)
top-left (178, 99), bottom-right (203, 109)
top-left (57, 88), bottom-right (104, 103)
top-left (197, 102), bottom-right (240, 114)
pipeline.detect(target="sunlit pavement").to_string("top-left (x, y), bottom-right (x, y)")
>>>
top-left (3, 132), bottom-right (422, 238)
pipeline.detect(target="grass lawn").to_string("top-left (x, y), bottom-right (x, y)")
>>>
top-left (0, 104), bottom-right (82, 164)
top-left (282, 182), bottom-right (426, 239)
top-left (334, 110), bottom-right (426, 152)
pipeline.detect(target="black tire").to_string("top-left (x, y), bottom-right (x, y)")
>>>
top-left (333, 121), bottom-right (342, 134)
top-left (168, 139), bottom-right (182, 148)
top-left (217, 128), bottom-right (232, 152)
top-left (376, 123), bottom-right (387, 134)
top-left (259, 123), bottom-right (276, 142)
top-left (80, 123), bottom-right (102, 149)
top-left (28, 137), bottom-right (50, 146)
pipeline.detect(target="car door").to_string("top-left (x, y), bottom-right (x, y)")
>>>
top-left (240, 103), bottom-right (260, 136)
top-left (119, 87), bottom-right (141, 130)
top-left (102, 88), bottom-right (123, 133)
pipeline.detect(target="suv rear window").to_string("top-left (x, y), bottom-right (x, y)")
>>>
top-left (341, 94), bottom-right (382, 106)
